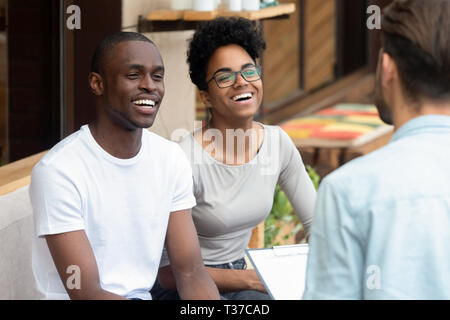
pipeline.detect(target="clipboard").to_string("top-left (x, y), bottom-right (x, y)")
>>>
top-left (245, 244), bottom-right (309, 300)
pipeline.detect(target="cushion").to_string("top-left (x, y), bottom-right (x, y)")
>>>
top-left (0, 186), bottom-right (42, 299)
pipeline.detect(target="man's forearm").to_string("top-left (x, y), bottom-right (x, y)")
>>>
top-left (176, 267), bottom-right (220, 300)
top-left (67, 287), bottom-right (128, 300)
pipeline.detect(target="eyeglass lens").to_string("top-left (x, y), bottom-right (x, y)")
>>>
top-left (214, 66), bottom-right (260, 88)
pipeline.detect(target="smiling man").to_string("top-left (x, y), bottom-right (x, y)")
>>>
top-left (29, 32), bottom-right (219, 300)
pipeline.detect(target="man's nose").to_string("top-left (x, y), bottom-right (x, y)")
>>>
top-left (139, 74), bottom-right (157, 91)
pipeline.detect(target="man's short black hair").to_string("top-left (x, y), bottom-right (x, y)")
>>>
top-left (187, 17), bottom-right (266, 91)
top-left (91, 32), bottom-right (155, 74)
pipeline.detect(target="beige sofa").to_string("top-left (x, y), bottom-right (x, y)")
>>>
top-left (0, 152), bottom-right (45, 299)
top-left (0, 185), bottom-right (42, 299)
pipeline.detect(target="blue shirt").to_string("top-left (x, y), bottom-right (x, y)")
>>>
top-left (303, 115), bottom-right (450, 300)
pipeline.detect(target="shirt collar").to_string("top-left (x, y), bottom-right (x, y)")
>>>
top-left (391, 115), bottom-right (450, 142)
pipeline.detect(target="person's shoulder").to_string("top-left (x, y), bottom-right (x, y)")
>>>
top-left (34, 128), bottom-right (86, 171)
top-left (142, 129), bottom-right (190, 161)
top-left (333, 142), bottom-right (395, 179)
top-left (259, 123), bottom-right (295, 146)
top-left (178, 131), bottom-right (195, 151)
top-left (320, 142), bottom-right (397, 202)
top-left (143, 129), bottom-right (180, 150)
top-left (31, 128), bottom-right (89, 185)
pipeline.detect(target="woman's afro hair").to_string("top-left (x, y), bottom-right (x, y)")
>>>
top-left (187, 17), bottom-right (266, 91)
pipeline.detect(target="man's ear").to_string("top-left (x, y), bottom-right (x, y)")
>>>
top-left (381, 53), bottom-right (398, 89)
top-left (88, 72), bottom-right (104, 96)
top-left (199, 90), bottom-right (212, 109)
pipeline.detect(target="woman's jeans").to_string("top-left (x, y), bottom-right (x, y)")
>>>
top-left (150, 257), bottom-right (271, 300)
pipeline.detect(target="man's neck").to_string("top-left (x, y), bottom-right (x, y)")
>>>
top-left (88, 121), bottom-right (143, 159)
top-left (393, 100), bottom-right (450, 130)
top-left (419, 101), bottom-right (450, 117)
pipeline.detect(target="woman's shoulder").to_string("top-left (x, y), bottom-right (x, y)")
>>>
top-left (258, 123), bottom-right (293, 147)
top-left (178, 131), bottom-right (197, 153)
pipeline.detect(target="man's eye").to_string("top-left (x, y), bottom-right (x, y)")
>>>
top-left (152, 74), bottom-right (164, 81)
top-left (127, 73), bottom-right (139, 79)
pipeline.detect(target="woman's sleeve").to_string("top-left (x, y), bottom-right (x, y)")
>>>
top-left (277, 127), bottom-right (317, 236)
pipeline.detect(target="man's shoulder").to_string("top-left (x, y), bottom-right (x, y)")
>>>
top-left (322, 142), bottom-right (397, 195)
top-left (143, 129), bottom-right (180, 149)
top-left (35, 129), bottom-right (87, 171)
top-left (142, 130), bottom-right (187, 162)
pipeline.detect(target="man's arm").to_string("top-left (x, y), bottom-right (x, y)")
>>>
top-left (165, 209), bottom-right (220, 300)
top-left (302, 177), bottom-right (364, 300)
top-left (45, 230), bottom-right (127, 300)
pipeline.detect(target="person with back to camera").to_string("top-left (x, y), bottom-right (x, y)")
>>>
top-left (303, 0), bottom-right (450, 300)
top-left (151, 17), bottom-right (317, 300)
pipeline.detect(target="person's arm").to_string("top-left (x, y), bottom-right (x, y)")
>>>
top-left (277, 128), bottom-right (317, 238)
top-left (165, 209), bottom-right (220, 300)
top-left (302, 177), bottom-right (364, 299)
top-left (158, 264), bottom-right (266, 293)
top-left (45, 230), bottom-right (127, 300)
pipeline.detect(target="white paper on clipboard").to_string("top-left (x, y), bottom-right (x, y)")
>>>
top-left (245, 244), bottom-right (309, 300)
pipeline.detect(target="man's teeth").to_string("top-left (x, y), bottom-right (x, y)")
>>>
top-left (232, 93), bottom-right (253, 101)
top-left (133, 99), bottom-right (155, 107)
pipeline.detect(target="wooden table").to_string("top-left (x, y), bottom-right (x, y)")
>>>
top-left (281, 104), bottom-right (394, 178)
top-left (138, 3), bottom-right (295, 33)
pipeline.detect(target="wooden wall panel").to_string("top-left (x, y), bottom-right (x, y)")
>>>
top-left (262, 0), bottom-right (337, 111)
top-left (262, 0), bottom-right (300, 106)
top-left (303, 0), bottom-right (336, 91)
top-left (0, 31), bottom-right (7, 165)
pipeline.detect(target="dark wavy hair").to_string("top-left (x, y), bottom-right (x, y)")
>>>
top-left (381, 0), bottom-right (450, 103)
top-left (187, 17), bottom-right (266, 91)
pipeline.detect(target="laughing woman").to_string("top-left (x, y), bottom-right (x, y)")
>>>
top-left (152, 17), bottom-right (317, 300)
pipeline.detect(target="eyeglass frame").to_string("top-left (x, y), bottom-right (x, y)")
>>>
top-left (206, 65), bottom-right (262, 89)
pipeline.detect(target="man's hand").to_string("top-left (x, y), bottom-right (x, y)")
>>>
top-left (45, 230), bottom-right (127, 300)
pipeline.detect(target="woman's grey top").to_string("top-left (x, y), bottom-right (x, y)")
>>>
top-left (161, 124), bottom-right (316, 266)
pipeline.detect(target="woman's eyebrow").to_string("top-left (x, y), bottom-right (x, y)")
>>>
top-left (241, 63), bottom-right (255, 69)
top-left (214, 63), bottom-right (256, 74)
top-left (213, 67), bottom-right (232, 74)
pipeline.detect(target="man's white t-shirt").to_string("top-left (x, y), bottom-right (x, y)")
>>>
top-left (30, 125), bottom-right (196, 300)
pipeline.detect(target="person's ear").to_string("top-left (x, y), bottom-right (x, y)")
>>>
top-left (381, 53), bottom-right (398, 89)
top-left (199, 90), bottom-right (212, 109)
top-left (89, 72), bottom-right (104, 96)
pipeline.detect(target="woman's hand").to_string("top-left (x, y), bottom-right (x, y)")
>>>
top-left (243, 269), bottom-right (267, 293)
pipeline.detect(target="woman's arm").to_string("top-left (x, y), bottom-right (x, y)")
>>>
top-left (277, 128), bottom-right (317, 237)
top-left (158, 264), bottom-right (266, 293)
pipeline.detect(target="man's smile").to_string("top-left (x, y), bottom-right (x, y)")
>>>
top-left (132, 99), bottom-right (155, 108)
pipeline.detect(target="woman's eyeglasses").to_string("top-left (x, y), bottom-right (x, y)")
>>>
top-left (207, 65), bottom-right (261, 88)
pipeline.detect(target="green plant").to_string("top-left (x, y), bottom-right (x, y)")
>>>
top-left (306, 165), bottom-right (320, 190)
top-left (264, 165), bottom-right (320, 247)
